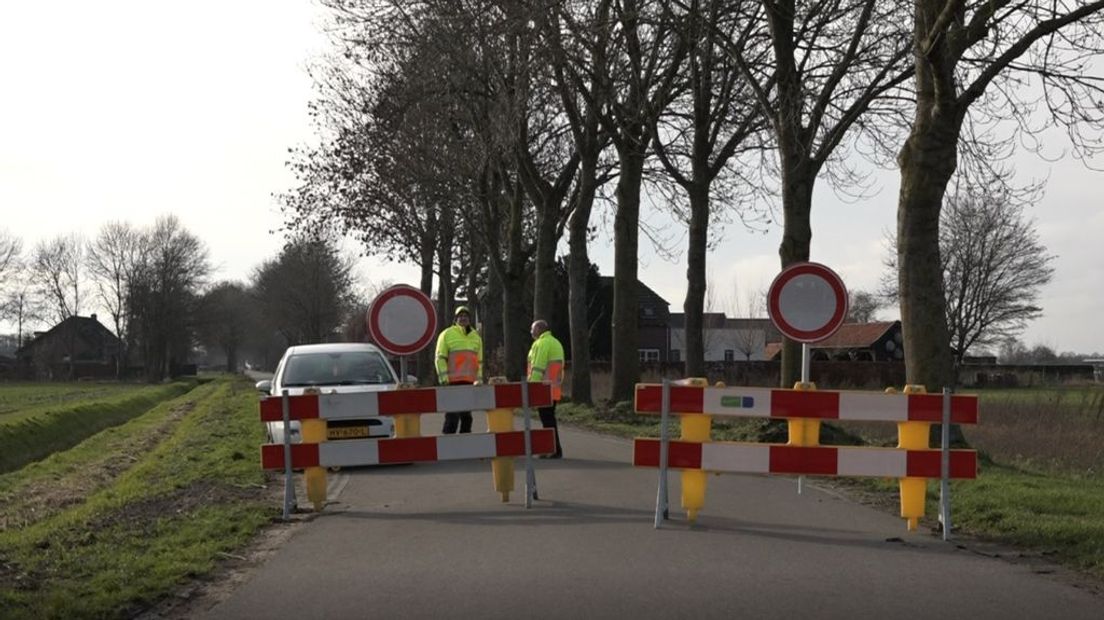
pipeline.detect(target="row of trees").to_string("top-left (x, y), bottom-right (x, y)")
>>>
top-left (282, 0), bottom-right (1104, 403)
top-left (0, 221), bottom-right (362, 382)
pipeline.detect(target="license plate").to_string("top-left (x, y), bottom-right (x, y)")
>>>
top-left (328, 426), bottom-right (372, 440)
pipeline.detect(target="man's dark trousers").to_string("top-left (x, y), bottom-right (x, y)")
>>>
top-left (442, 380), bottom-right (473, 434)
top-left (538, 402), bottom-right (562, 457)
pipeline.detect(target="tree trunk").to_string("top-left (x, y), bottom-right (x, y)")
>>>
top-left (482, 265), bottom-right (504, 377)
top-left (777, 161), bottom-right (815, 387)
top-left (896, 111), bottom-right (960, 391)
top-left (417, 233), bottom-right (435, 384)
top-left (502, 178), bottom-right (529, 380)
top-left (610, 147), bottom-right (644, 402)
top-left (568, 152), bottom-right (598, 404)
top-left (532, 198), bottom-right (558, 322)
top-left (436, 205), bottom-right (454, 323)
top-left (683, 184), bottom-right (709, 377)
top-left (226, 344), bottom-right (238, 375)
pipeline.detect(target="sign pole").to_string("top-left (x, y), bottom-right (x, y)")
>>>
top-left (798, 343), bottom-right (810, 495)
top-left (940, 387), bottom-right (953, 540)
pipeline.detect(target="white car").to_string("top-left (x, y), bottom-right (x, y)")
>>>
top-left (257, 343), bottom-right (399, 444)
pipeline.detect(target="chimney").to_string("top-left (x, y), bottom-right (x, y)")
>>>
top-left (91, 313), bottom-right (98, 322)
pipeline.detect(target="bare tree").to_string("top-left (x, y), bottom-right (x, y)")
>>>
top-left (897, 0), bottom-right (1104, 389)
top-left (539, 0), bottom-right (618, 404)
top-left (0, 229), bottom-right (20, 282)
top-left (651, 0), bottom-right (769, 377)
top-left (719, 277), bottom-right (766, 360)
top-left (0, 255), bottom-right (42, 351)
top-left (886, 172), bottom-right (1055, 363)
top-left (0, 230), bottom-right (36, 348)
top-left (730, 0), bottom-right (913, 385)
top-left (128, 216), bottom-right (210, 382)
top-left (86, 221), bottom-right (143, 377)
top-left (252, 235), bottom-right (355, 347)
top-left (30, 233), bottom-right (84, 325)
top-left (27, 233), bottom-right (85, 378)
top-left (197, 282), bottom-right (257, 373)
top-left (602, 0), bottom-right (689, 401)
top-left (846, 290), bottom-right (882, 323)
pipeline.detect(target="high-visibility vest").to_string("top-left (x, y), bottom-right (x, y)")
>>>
top-left (527, 331), bottom-right (565, 401)
top-left (435, 325), bottom-right (483, 384)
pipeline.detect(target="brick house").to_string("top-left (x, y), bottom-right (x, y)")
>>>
top-left (15, 314), bottom-right (123, 379)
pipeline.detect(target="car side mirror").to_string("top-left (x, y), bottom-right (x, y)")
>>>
top-left (255, 380), bottom-right (272, 394)
top-left (406, 375), bottom-right (418, 384)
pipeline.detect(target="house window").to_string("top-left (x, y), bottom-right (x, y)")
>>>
top-left (724, 350), bottom-right (735, 362)
top-left (642, 305), bottom-right (655, 318)
top-left (639, 349), bottom-right (660, 363)
top-left (670, 349), bottom-right (680, 363)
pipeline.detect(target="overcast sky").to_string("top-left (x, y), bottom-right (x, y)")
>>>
top-left (2, 1), bottom-right (1101, 355)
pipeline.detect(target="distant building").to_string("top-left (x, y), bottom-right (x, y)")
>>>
top-left (1086, 358), bottom-right (1104, 383)
top-left (15, 314), bottom-right (122, 379)
top-left (591, 277), bottom-right (673, 362)
top-left (669, 314), bottom-right (780, 362)
top-left (765, 321), bottom-right (904, 362)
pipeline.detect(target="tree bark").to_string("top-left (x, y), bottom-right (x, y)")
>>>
top-left (502, 176), bottom-right (529, 380)
top-left (777, 160), bottom-right (815, 386)
top-left (417, 227), bottom-right (435, 384)
top-left (683, 184), bottom-right (709, 378)
top-left (896, 110), bottom-right (961, 390)
top-left (610, 146), bottom-right (644, 402)
top-left (568, 150), bottom-right (599, 404)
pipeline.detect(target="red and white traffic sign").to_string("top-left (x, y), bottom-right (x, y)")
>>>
top-left (366, 284), bottom-right (438, 355)
top-left (767, 262), bottom-right (848, 343)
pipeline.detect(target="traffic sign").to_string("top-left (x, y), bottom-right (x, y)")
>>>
top-left (767, 262), bottom-right (848, 343)
top-left (366, 284), bottom-right (438, 355)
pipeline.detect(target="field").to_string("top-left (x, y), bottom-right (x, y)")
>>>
top-left (0, 383), bottom-right (147, 417)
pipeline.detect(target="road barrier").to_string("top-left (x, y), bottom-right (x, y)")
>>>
top-left (633, 379), bottom-right (978, 532)
top-left (260, 381), bottom-right (555, 515)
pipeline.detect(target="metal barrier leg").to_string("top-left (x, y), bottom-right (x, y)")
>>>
top-left (281, 390), bottom-right (294, 521)
top-left (655, 379), bottom-right (671, 528)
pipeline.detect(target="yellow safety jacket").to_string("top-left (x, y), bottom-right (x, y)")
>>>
top-left (527, 331), bottom-right (565, 401)
top-left (435, 325), bottom-right (483, 384)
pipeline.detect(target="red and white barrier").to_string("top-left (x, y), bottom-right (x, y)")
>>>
top-left (634, 439), bottom-right (977, 479)
top-left (260, 382), bottom-right (553, 422)
top-left (634, 384), bottom-right (978, 424)
top-left (262, 429), bottom-right (557, 469)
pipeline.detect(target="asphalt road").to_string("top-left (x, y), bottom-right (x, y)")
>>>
top-left (202, 412), bottom-right (1103, 619)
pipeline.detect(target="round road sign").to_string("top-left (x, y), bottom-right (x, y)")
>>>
top-left (767, 262), bottom-right (848, 343)
top-left (366, 285), bottom-right (438, 355)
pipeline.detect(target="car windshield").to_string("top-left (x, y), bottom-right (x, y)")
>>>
top-left (281, 351), bottom-right (396, 387)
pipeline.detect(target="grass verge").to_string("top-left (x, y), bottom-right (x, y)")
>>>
top-left (0, 381), bottom-right (198, 474)
top-left (0, 376), bottom-right (275, 619)
top-left (557, 397), bottom-right (1104, 580)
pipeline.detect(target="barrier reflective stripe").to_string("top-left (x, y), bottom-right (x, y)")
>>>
top-left (633, 439), bottom-right (978, 479)
top-left (260, 383), bottom-right (553, 422)
top-left (261, 429), bottom-right (557, 469)
top-left (634, 385), bottom-right (978, 424)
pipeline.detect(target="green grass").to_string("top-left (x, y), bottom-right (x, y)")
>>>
top-left (0, 382), bottom-right (147, 417)
top-left (0, 381), bottom-right (198, 474)
top-left (0, 376), bottom-right (276, 619)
